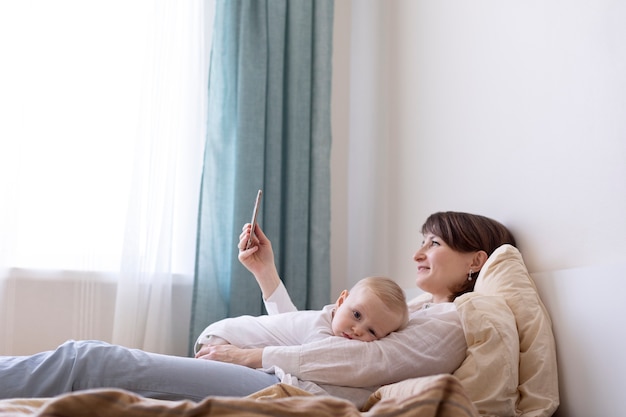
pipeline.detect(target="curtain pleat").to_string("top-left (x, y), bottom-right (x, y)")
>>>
top-left (189, 0), bottom-right (334, 352)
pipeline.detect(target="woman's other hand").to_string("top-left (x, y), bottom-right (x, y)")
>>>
top-left (195, 344), bottom-right (263, 369)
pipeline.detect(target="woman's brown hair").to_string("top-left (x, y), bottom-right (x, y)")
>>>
top-left (421, 211), bottom-right (517, 301)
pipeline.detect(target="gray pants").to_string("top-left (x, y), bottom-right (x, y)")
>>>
top-left (0, 340), bottom-right (280, 401)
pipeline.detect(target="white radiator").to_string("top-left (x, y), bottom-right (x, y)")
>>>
top-left (0, 268), bottom-right (192, 356)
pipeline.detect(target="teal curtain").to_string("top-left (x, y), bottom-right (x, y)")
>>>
top-left (189, 0), bottom-right (334, 352)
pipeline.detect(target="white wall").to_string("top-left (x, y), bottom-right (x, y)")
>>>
top-left (329, 0), bottom-right (351, 297)
top-left (533, 263), bottom-right (626, 417)
top-left (329, 4), bottom-right (626, 414)
top-left (330, 0), bottom-right (626, 293)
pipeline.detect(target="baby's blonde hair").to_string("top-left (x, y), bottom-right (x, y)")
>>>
top-left (351, 276), bottom-right (409, 330)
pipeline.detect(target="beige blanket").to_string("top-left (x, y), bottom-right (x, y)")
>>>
top-left (0, 374), bottom-right (478, 417)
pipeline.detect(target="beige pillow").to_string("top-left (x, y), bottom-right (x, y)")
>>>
top-left (369, 245), bottom-right (558, 417)
top-left (362, 374), bottom-right (480, 416)
top-left (370, 294), bottom-right (519, 417)
top-left (474, 244), bottom-right (559, 417)
top-left (453, 293), bottom-right (520, 416)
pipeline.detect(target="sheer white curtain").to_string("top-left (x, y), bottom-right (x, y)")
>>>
top-left (0, 1), bottom-right (211, 354)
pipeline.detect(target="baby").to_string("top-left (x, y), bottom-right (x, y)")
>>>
top-left (195, 276), bottom-right (409, 350)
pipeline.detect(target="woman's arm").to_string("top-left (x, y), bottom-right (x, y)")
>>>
top-left (237, 223), bottom-right (281, 299)
top-left (262, 304), bottom-right (467, 388)
top-left (263, 281), bottom-right (297, 314)
top-left (195, 224), bottom-right (297, 355)
top-left (238, 223), bottom-right (297, 313)
top-left (198, 304), bottom-right (467, 388)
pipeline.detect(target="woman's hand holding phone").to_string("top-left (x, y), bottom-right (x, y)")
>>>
top-left (245, 189), bottom-right (262, 250)
top-left (237, 190), bottom-right (281, 298)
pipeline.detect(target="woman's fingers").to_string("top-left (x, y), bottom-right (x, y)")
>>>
top-left (239, 223), bottom-right (263, 252)
top-left (253, 223), bottom-right (266, 241)
top-left (238, 224), bottom-right (252, 250)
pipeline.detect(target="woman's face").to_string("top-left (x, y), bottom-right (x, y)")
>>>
top-left (413, 233), bottom-right (477, 303)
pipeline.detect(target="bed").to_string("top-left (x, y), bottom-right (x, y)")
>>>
top-left (0, 245), bottom-right (559, 417)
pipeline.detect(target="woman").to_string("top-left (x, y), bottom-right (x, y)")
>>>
top-left (196, 211), bottom-right (516, 405)
top-left (0, 211), bottom-right (515, 408)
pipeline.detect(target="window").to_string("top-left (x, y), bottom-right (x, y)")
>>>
top-left (0, 1), bottom-right (209, 274)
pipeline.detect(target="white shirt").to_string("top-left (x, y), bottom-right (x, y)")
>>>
top-left (197, 282), bottom-right (467, 407)
top-left (196, 304), bottom-right (336, 348)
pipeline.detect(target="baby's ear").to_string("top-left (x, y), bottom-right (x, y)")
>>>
top-left (335, 289), bottom-right (349, 308)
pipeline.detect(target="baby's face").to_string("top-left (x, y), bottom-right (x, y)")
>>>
top-left (331, 288), bottom-right (402, 342)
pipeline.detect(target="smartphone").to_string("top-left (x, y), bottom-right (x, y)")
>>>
top-left (245, 189), bottom-right (263, 250)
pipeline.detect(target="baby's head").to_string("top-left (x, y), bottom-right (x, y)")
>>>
top-left (331, 276), bottom-right (409, 342)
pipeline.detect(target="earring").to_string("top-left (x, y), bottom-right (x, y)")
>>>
top-left (467, 269), bottom-right (473, 281)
